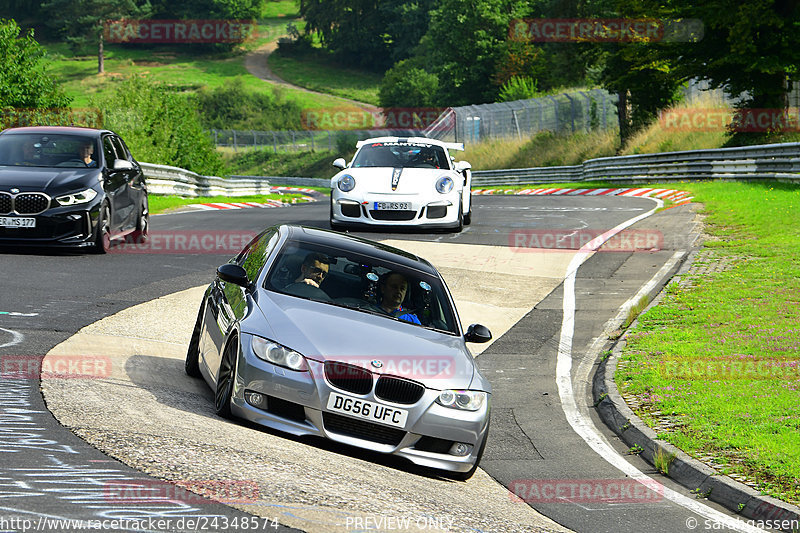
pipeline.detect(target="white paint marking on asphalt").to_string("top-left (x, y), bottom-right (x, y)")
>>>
top-left (0, 327), bottom-right (24, 349)
top-left (555, 199), bottom-right (766, 533)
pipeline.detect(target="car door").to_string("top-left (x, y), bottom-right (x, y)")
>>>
top-left (202, 229), bottom-right (279, 381)
top-left (101, 135), bottom-right (130, 232)
top-left (111, 135), bottom-right (143, 231)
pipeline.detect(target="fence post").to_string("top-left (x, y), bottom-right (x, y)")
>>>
top-left (292, 131), bottom-right (296, 152)
top-left (233, 130), bottom-right (237, 152)
top-left (273, 132), bottom-right (277, 154)
top-left (564, 93), bottom-right (576, 133)
top-left (547, 96), bottom-right (559, 132)
top-left (252, 130), bottom-right (257, 148)
top-left (310, 131), bottom-right (315, 152)
top-left (328, 131), bottom-right (332, 152)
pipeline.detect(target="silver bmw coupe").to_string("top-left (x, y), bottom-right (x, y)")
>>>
top-left (186, 224), bottom-right (492, 479)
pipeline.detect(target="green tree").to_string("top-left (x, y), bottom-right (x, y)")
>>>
top-left (0, 19), bottom-right (71, 109)
top-left (300, 0), bottom-right (434, 71)
top-left (194, 78), bottom-right (302, 130)
top-left (93, 76), bottom-right (224, 175)
top-left (669, 0), bottom-right (800, 125)
top-left (149, 0), bottom-right (261, 19)
top-left (420, 0), bottom-right (529, 105)
top-left (41, 0), bottom-right (150, 74)
top-left (378, 60), bottom-right (439, 107)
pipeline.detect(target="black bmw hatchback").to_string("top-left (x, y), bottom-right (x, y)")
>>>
top-left (0, 126), bottom-right (148, 253)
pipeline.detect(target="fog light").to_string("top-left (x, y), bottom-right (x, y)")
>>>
top-left (449, 442), bottom-right (471, 456)
top-left (245, 391), bottom-right (266, 408)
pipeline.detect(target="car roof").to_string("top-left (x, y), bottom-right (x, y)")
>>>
top-left (283, 225), bottom-right (438, 276)
top-left (355, 137), bottom-right (465, 152)
top-left (0, 126), bottom-right (109, 137)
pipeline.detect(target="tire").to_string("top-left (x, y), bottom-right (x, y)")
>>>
top-left (447, 429), bottom-right (488, 481)
top-left (93, 203), bottom-right (111, 254)
top-left (130, 201), bottom-right (149, 243)
top-left (185, 299), bottom-right (205, 378)
top-left (452, 203), bottom-right (464, 233)
top-left (214, 337), bottom-right (238, 419)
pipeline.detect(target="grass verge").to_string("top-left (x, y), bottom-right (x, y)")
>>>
top-left (614, 180), bottom-right (800, 505)
top-left (148, 193), bottom-right (310, 214)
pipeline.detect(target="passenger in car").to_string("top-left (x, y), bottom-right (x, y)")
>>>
top-left (377, 271), bottom-right (421, 324)
top-left (80, 141), bottom-right (97, 167)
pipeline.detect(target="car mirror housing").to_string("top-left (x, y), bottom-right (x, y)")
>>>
top-left (113, 159), bottom-right (134, 170)
top-left (464, 323), bottom-right (492, 343)
top-left (332, 158), bottom-right (347, 169)
top-left (217, 264), bottom-right (251, 289)
top-left (455, 161), bottom-right (472, 172)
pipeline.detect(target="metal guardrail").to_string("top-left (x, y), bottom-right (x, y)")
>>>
top-left (141, 141), bottom-right (800, 196)
top-left (471, 142), bottom-right (800, 186)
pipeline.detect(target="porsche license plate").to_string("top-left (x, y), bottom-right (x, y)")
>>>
top-left (374, 202), bottom-right (411, 211)
top-left (327, 392), bottom-right (408, 428)
top-left (0, 217), bottom-right (36, 228)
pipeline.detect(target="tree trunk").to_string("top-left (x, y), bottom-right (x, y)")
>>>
top-left (98, 31), bottom-right (104, 74)
top-left (617, 89), bottom-right (630, 147)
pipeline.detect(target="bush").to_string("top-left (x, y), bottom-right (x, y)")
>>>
top-left (194, 78), bottom-right (302, 131)
top-left (92, 76), bottom-right (224, 176)
top-left (498, 76), bottom-right (540, 102)
top-left (379, 60), bottom-right (439, 108)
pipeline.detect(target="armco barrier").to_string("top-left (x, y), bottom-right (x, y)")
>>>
top-left (471, 141), bottom-right (800, 186)
top-left (140, 163), bottom-right (327, 196)
top-left (141, 141), bottom-right (800, 194)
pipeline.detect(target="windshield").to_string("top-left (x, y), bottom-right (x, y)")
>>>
top-left (265, 240), bottom-right (459, 334)
top-left (0, 134), bottom-right (99, 168)
top-left (351, 141), bottom-right (449, 169)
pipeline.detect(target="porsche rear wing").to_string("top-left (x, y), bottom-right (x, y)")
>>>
top-left (355, 137), bottom-right (465, 151)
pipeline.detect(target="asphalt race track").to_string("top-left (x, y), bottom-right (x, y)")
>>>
top-left (0, 195), bottom-right (756, 532)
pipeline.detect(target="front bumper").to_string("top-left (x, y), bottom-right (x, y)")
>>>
top-left (229, 333), bottom-right (490, 474)
top-left (0, 201), bottom-right (102, 248)
top-left (331, 194), bottom-right (462, 230)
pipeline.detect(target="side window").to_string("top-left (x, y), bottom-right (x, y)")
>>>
top-left (102, 136), bottom-right (117, 166)
top-left (111, 136), bottom-right (131, 161)
top-left (239, 228), bottom-right (279, 281)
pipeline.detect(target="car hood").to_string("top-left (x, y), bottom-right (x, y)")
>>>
top-left (341, 167), bottom-right (455, 195)
top-left (251, 291), bottom-right (477, 389)
top-left (0, 166), bottom-right (100, 194)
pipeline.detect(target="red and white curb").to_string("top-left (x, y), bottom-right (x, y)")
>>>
top-left (472, 187), bottom-right (693, 205)
top-left (188, 187), bottom-right (321, 211)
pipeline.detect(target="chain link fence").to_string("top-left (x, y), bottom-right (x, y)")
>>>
top-left (212, 128), bottom-right (425, 153)
top-left (424, 89), bottom-right (619, 143)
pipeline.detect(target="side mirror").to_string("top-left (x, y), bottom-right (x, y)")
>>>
top-left (332, 158), bottom-right (347, 170)
top-left (217, 264), bottom-right (251, 289)
top-left (113, 159), bottom-right (134, 170)
top-left (455, 160), bottom-right (472, 172)
top-left (464, 323), bottom-right (492, 343)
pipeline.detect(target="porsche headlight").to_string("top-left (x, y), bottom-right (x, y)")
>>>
top-left (251, 336), bottom-right (308, 371)
top-left (337, 175), bottom-right (356, 192)
top-left (436, 390), bottom-right (486, 411)
top-left (435, 176), bottom-right (454, 194)
top-left (55, 188), bottom-right (98, 206)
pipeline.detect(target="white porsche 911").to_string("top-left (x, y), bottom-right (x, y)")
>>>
top-left (329, 137), bottom-right (472, 232)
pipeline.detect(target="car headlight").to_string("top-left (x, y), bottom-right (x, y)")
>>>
top-left (436, 390), bottom-right (486, 411)
top-left (251, 336), bottom-right (308, 371)
top-left (55, 188), bottom-right (98, 206)
top-left (435, 176), bottom-right (454, 194)
top-left (337, 175), bottom-right (356, 192)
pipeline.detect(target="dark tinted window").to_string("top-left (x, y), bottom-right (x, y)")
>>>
top-left (236, 228), bottom-right (279, 281)
top-left (0, 133), bottom-right (98, 168)
top-left (352, 141), bottom-right (449, 169)
top-left (102, 136), bottom-right (117, 165)
top-left (111, 136), bottom-right (130, 161)
top-left (265, 240), bottom-right (458, 334)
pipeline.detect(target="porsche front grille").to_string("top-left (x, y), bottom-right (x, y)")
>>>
top-left (369, 210), bottom-right (417, 221)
